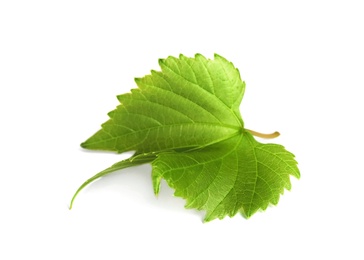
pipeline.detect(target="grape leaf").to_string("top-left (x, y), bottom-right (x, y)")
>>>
top-left (71, 54), bottom-right (300, 221)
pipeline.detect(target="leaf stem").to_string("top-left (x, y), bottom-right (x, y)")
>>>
top-left (245, 129), bottom-right (280, 139)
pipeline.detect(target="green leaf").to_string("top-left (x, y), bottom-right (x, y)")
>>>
top-left (81, 54), bottom-right (245, 154)
top-left (72, 54), bottom-right (300, 220)
top-left (152, 131), bottom-right (299, 222)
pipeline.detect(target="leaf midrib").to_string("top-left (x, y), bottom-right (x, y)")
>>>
top-left (91, 122), bottom-right (241, 145)
top-left (159, 134), bottom-right (244, 172)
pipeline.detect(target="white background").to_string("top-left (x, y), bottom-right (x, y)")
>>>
top-left (1, 0), bottom-right (363, 259)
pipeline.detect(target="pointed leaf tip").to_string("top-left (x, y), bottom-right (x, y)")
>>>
top-left (214, 53), bottom-right (224, 60)
top-left (158, 58), bottom-right (165, 65)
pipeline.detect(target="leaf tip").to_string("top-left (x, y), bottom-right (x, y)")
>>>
top-left (241, 211), bottom-right (252, 219)
top-left (178, 53), bottom-right (187, 60)
top-left (195, 53), bottom-right (207, 61)
top-left (153, 184), bottom-right (160, 196)
top-left (69, 191), bottom-right (78, 210)
top-left (240, 206), bottom-right (258, 219)
top-left (213, 53), bottom-right (225, 61)
top-left (202, 218), bottom-right (210, 223)
top-left (158, 58), bottom-right (165, 66)
top-left (203, 212), bottom-right (222, 223)
top-left (152, 172), bottom-right (162, 196)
